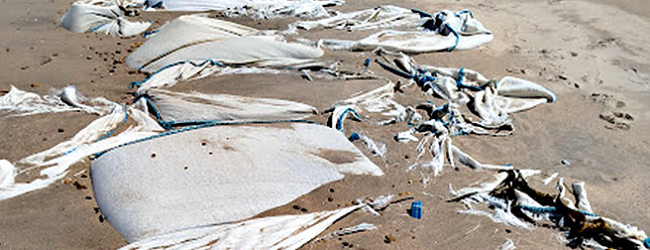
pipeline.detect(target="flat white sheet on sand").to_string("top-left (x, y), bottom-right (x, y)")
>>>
top-left (91, 123), bottom-right (383, 242)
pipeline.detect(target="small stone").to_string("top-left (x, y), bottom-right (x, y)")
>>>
top-left (115, 50), bottom-right (121, 54)
top-left (329, 188), bottom-right (335, 193)
top-left (505, 229), bottom-right (512, 233)
top-left (80, 174), bottom-right (88, 178)
top-left (558, 75), bottom-right (568, 80)
top-left (327, 197), bottom-right (333, 202)
top-left (52, 53), bottom-right (58, 57)
top-left (93, 206), bottom-right (100, 213)
top-left (57, 128), bottom-right (64, 133)
top-left (40, 57), bottom-right (52, 65)
top-left (89, 46), bottom-right (95, 50)
top-left (561, 159), bottom-right (570, 165)
top-left (300, 207), bottom-right (308, 212)
top-left (342, 242), bottom-right (349, 247)
top-left (98, 214), bottom-right (105, 223)
top-left (571, 52), bottom-right (578, 57)
top-left (86, 55), bottom-right (92, 60)
top-left (5, 47), bottom-right (9, 52)
top-left (292, 205), bottom-right (300, 210)
top-left (384, 235), bottom-right (396, 244)
top-left (85, 196), bottom-right (92, 200)
top-left (573, 83), bottom-right (580, 88)
top-left (21, 66), bottom-right (29, 70)
top-left (73, 181), bottom-right (87, 190)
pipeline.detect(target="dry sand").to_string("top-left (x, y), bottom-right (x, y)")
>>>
top-left (1, 0), bottom-right (649, 249)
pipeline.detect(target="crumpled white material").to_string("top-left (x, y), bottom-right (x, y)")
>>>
top-left (61, 1), bottom-right (151, 36)
top-left (145, 0), bottom-right (343, 20)
top-left (0, 85), bottom-right (117, 116)
top-left (120, 204), bottom-right (364, 250)
top-left (294, 8), bottom-right (493, 53)
top-left (125, 15), bottom-right (324, 73)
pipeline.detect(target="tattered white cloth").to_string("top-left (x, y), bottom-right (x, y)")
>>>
top-left (146, 0), bottom-right (344, 20)
top-left (91, 123), bottom-right (383, 242)
top-left (61, 0), bottom-right (151, 36)
top-left (292, 6), bottom-right (493, 53)
top-left (120, 205), bottom-right (364, 250)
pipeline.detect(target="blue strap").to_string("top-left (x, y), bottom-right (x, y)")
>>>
top-left (445, 23), bottom-right (460, 52)
top-left (336, 108), bottom-right (361, 131)
top-left (411, 9), bottom-right (432, 18)
top-left (89, 23), bottom-right (108, 33)
top-left (348, 132), bottom-right (360, 142)
top-left (455, 67), bottom-right (483, 91)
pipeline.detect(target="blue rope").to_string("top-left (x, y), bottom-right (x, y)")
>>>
top-left (129, 59), bottom-right (225, 90)
top-left (455, 67), bottom-right (483, 91)
top-left (455, 9), bottom-right (474, 18)
top-left (445, 23), bottom-right (460, 52)
top-left (89, 23), bottom-right (108, 33)
top-left (142, 29), bottom-right (159, 38)
top-left (519, 205), bottom-right (599, 218)
top-left (411, 9), bottom-right (433, 18)
top-left (336, 108), bottom-right (361, 131)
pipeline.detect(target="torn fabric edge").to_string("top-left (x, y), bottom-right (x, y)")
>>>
top-left (120, 204), bottom-right (363, 250)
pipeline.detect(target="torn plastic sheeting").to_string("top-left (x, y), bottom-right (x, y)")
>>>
top-left (0, 85), bottom-right (118, 117)
top-left (91, 123), bottom-right (383, 242)
top-left (61, 1), bottom-right (151, 36)
top-left (125, 15), bottom-right (324, 73)
top-left (301, 9), bottom-right (493, 53)
top-left (145, 0), bottom-right (342, 19)
top-left (0, 104), bottom-right (162, 201)
top-left (120, 204), bottom-right (363, 250)
top-left (144, 89), bottom-right (317, 127)
top-left (290, 5), bottom-right (422, 32)
top-left (0, 160), bottom-right (17, 189)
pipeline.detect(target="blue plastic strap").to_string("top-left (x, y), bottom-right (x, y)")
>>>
top-left (445, 23), bottom-right (460, 52)
top-left (348, 132), bottom-right (360, 142)
top-left (455, 67), bottom-right (483, 91)
top-left (519, 205), bottom-right (599, 218)
top-left (336, 108), bottom-right (361, 131)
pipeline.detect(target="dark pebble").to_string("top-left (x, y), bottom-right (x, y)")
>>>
top-left (21, 66), bottom-right (29, 70)
top-left (85, 196), bottom-right (92, 200)
top-left (327, 197), bottom-right (333, 202)
top-left (300, 208), bottom-right (308, 212)
top-left (81, 174), bottom-right (88, 178)
top-left (342, 242), bottom-right (349, 247)
top-left (52, 53), bottom-right (58, 57)
top-left (99, 214), bottom-right (104, 223)
top-left (93, 207), bottom-right (100, 213)
top-left (151, 153), bottom-right (156, 158)
top-left (329, 188), bottom-right (335, 193)
top-left (57, 128), bottom-right (64, 133)
top-left (292, 205), bottom-right (300, 210)
top-left (505, 229), bottom-right (512, 233)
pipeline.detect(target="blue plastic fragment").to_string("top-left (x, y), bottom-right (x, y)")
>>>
top-left (363, 58), bottom-right (371, 70)
top-left (410, 201), bottom-right (422, 219)
top-left (348, 132), bottom-right (361, 142)
top-left (644, 238), bottom-right (650, 248)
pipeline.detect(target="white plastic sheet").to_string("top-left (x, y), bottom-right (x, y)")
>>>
top-left (91, 123), bottom-right (383, 242)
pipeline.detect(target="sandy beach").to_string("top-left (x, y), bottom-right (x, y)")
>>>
top-left (1, 0), bottom-right (649, 249)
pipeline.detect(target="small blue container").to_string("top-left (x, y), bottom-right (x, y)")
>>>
top-left (410, 201), bottom-right (422, 219)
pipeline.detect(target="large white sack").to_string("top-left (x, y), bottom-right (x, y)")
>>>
top-left (145, 89), bottom-right (317, 126)
top-left (125, 15), bottom-right (323, 72)
top-left (91, 123), bottom-right (383, 242)
top-left (61, 1), bottom-right (151, 36)
top-left (120, 204), bottom-right (364, 250)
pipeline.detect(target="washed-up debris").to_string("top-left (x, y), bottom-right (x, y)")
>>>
top-left (0, 99), bottom-right (162, 201)
top-left (61, 1), bottom-right (151, 36)
top-left (410, 201), bottom-right (422, 219)
top-left (146, 0), bottom-right (343, 19)
top-left (0, 85), bottom-right (117, 116)
top-left (121, 204), bottom-right (364, 249)
top-left (126, 15), bottom-right (325, 73)
top-left (292, 7), bottom-right (493, 53)
top-left (142, 89), bottom-right (317, 128)
top-left (450, 170), bottom-right (649, 250)
top-left (91, 123), bottom-right (382, 241)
